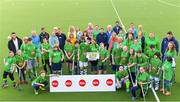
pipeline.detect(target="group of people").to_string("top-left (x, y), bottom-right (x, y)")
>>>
top-left (2, 21), bottom-right (179, 100)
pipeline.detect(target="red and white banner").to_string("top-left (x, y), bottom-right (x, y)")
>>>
top-left (50, 75), bottom-right (115, 92)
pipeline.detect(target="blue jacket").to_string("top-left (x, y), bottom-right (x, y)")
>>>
top-left (106, 31), bottom-right (113, 44)
top-left (96, 32), bottom-right (108, 46)
top-left (161, 37), bottom-right (179, 56)
top-left (113, 25), bottom-right (122, 34)
top-left (31, 35), bottom-right (40, 49)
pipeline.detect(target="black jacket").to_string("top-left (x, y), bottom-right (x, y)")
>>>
top-left (39, 32), bottom-right (49, 43)
top-left (8, 37), bottom-right (23, 54)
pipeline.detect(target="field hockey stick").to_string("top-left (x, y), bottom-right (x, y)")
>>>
top-left (162, 66), bottom-right (165, 94)
top-left (127, 66), bottom-right (135, 86)
top-left (14, 62), bottom-right (26, 91)
top-left (72, 51), bottom-right (75, 75)
top-left (140, 84), bottom-right (146, 102)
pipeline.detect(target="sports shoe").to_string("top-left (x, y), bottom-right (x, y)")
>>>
top-left (40, 86), bottom-right (46, 91)
top-left (34, 90), bottom-right (39, 95)
top-left (126, 88), bottom-right (130, 93)
top-left (165, 92), bottom-right (171, 96)
top-left (2, 83), bottom-right (8, 88)
top-left (13, 83), bottom-right (17, 88)
top-left (131, 96), bottom-right (137, 101)
top-left (155, 86), bottom-right (159, 91)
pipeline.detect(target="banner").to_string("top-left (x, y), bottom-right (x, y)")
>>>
top-left (50, 75), bottom-right (115, 92)
top-left (86, 52), bottom-right (99, 61)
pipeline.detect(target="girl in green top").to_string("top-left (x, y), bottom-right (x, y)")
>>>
top-left (128, 49), bottom-right (137, 83)
top-left (20, 36), bottom-right (29, 57)
top-left (2, 51), bottom-right (16, 88)
top-left (122, 33), bottom-right (134, 50)
top-left (164, 42), bottom-right (177, 65)
top-left (112, 43), bottom-right (122, 72)
top-left (149, 52), bottom-right (162, 91)
top-left (160, 57), bottom-right (173, 96)
top-left (49, 45), bottom-right (64, 75)
top-left (137, 50), bottom-right (148, 71)
top-left (115, 66), bottom-right (130, 92)
top-left (120, 46), bottom-right (129, 66)
top-left (131, 67), bottom-right (150, 101)
top-left (64, 39), bottom-right (75, 74)
top-left (15, 50), bottom-right (28, 84)
top-left (89, 39), bottom-right (99, 74)
top-left (98, 43), bottom-right (110, 74)
top-left (145, 32), bottom-right (160, 51)
top-left (40, 37), bottom-right (52, 74)
top-left (130, 39), bottom-right (142, 53)
top-left (73, 41), bottom-right (80, 75)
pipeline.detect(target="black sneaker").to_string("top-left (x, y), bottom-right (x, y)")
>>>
top-left (13, 83), bottom-right (17, 88)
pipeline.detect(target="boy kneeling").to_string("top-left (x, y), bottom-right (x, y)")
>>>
top-left (32, 70), bottom-right (48, 95)
top-left (115, 65), bottom-right (130, 92)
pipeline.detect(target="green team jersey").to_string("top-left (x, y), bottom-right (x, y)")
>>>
top-left (163, 61), bottom-right (173, 81)
top-left (90, 44), bottom-right (99, 52)
top-left (40, 43), bottom-right (51, 60)
top-left (112, 47), bottom-right (122, 65)
top-left (49, 50), bottom-right (64, 63)
top-left (149, 58), bottom-right (162, 77)
top-left (98, 48), bottom-right (110, 65)
top-left (145, 49), bottom-right (159, 60)
top-left (20, 43), bottom-right (28, 56)
top-left (32, 76), bottom-right (48, 84)
top-left (128, 55), bottom-right (137, 73)
top-left (120, 51), bottom-right (129, 66)
top-left (15, 54), bottom-right (26, 67)
top-left (4, 56), bottom-right (16, 72)
top-left (92, 30), bottom-right (100, 39)
top-left (137, 54), bottom-right (147, 67)
top-left (164, 50), bottom-right (177, 58)
top-left (64, 44), bottom-right (75, 61)
top-left (136, 72), bottom-right (150, 87)
top-left (25, 43), bottom-right (38, 60)
top-left (122, 39), bottom-right (134, 50)
top-left (130, 44), bottom-right (142, 53)
top-left (79, 43), bottom-right (90, 62)
top-left (117, 33), bottom-right (126, 40)
top-left (73, 46), bottom-right (79, 62)
top-left (116, 70), bottom-right (128, 80)
top-left (145, 37), bottom-right (160, 50)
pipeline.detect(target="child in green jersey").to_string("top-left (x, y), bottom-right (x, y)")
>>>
top-left (120, 46), bottom-right (129, 66)
top-left (49, 45), bottom-right (64, 75)
top-left (131, 67), bottom-right (150, 101)
top-left (149, 52), bottom-right (162, 91)
top-left (128, 48), bottom-right (137, 83)
top-left (137, 50), bottom-right (148, 72)
top-left (89, 39), bottom-right (99, 74)
top-left (73, 41), bottom-right (80, 75)
top-left (2, 51), bottom-right (16, 88)
top-left (78, 37), bottom-right (91, 75)
top-left (32, 70), bottom-right (48, 95)
top-left (112, 43), bottom-right (122, 72)
top-left (160, 57), bottom-right (173, 96)
top-left (40, 37), bottom-right (52, 74)
top-left (98, 43), bottom-right (110, 74)
top-left (64, 39), bottom-right (75, 74)
top-left (26, 38), bottom-right (38, 80)
top-left (15, 50), bottom-right (28, 84)
top-left (115, 65), bottom-right (130, 92)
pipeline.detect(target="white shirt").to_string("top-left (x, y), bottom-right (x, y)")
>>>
top-left (13, 38), bottom-right (19, 52)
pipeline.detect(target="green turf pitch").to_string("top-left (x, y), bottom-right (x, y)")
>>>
top-left (0, 0), bottom-right (180, 101)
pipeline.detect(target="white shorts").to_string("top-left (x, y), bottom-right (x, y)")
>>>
top-left (79, 61), bottom-right (88, 68)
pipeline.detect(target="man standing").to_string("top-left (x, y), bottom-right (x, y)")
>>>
top-left (54, 27), bottom-right (66, 51)
top-left (161, 31), bottom-right (179, 59)
top-left (113, 21), bottom-right (122, 34)
top-left (8, 32), bottom-right (23, 54)
top-left (39, 27), bottom-right (49, 43)
top-left (96, 28), bottom-right (108, 48)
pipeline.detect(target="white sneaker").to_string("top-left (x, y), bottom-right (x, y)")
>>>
top-left (155, 86), bottom-right (159, 91)
top-left (149, 84), bottom-right (152, 88)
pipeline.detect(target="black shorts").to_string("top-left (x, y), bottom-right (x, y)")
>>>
top-left (52, 62), bottom-right (62, 71)
top-left (66, 60), bottom-right (73, 63)
top-left (3, 71), bottom-right (15, 81)
top-left (98, 64), bottom-right (107, 70)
